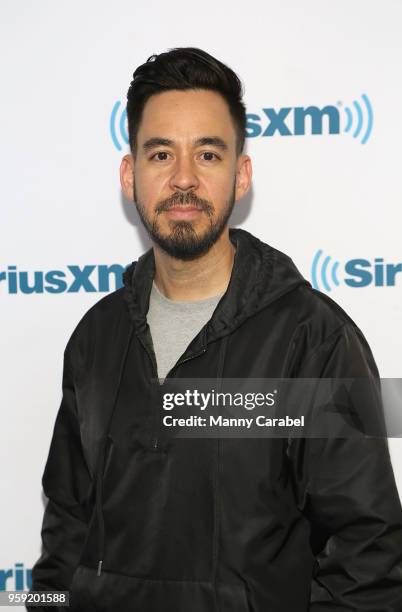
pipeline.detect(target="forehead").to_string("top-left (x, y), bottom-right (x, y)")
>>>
top-left (137, 89), bottom-right (236, 145)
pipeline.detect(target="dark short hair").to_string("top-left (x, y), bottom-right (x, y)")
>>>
top-left (126, 47), bottom-right (246, 157)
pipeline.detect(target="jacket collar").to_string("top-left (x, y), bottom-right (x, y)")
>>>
top-left (123, 228), bottom-right (310, 344)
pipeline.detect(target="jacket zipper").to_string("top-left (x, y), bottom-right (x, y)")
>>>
top-left (137, 330), bottom-right (207, 451)
top-left (154, 347), bottom-right (208, 451)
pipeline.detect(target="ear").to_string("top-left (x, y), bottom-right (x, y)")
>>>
top-left (235, 155), bottom-right (252, 202)
top-left (120, 154), bottom-right (135, 202)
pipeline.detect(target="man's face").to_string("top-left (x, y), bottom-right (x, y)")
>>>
top-left (120, 88), bottom-right (251, 260)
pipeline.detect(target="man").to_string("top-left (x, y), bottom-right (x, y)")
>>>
top-left (30, 47), bottom-right (402, 611)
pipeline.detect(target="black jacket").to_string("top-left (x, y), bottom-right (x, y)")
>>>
top-left (30, 228), bottom-right (402, 611)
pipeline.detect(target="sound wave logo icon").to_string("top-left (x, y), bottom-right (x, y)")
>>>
top-left (342, 94), bottom-right (373, 144)
top-left (311, 250), bottom-right (341, 292)
top-left (110, 101), bottom-right (129, 151)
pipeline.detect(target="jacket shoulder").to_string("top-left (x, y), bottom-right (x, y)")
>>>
top-left (69, 259), bottom-right (136, 337)
top-left (73, 286), bottom-right (128, 330)
top-left (64, 287), bottom-right (131, 372)
top-left (289, 283), bottom-right (362, 333)
top-left (275, 284), bottom-right (377, 374)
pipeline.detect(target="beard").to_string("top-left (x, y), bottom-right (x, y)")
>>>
top-left (133, 180), bottom-right (236, 261)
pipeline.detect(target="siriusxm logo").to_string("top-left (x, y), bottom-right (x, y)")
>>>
top-left (0, 563), bottom-right (32, 591)
top-left (312, 250), bottom-right (402, 292)
top-left (0, 264), bottom-right (127, 294)
top-left (110, 94), bottom-right (373, 150)
top-left (246, 94), bottom-right (372, 143)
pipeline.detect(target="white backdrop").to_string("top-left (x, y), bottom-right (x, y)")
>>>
top-left (1, 0), bottom-right (401, 597)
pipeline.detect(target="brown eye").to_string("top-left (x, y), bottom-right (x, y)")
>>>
top-left (152, 152), bottom-right (169, 161)
top-left (201, 152), bottom-right (218, 161)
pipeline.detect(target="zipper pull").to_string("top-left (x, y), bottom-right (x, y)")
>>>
top-left (152, 437), bottom-right (159, 451)
top-left (97, 560), bottom-right (103, 576)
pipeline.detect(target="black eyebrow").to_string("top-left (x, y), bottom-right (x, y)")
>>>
top-left (142, 136), bottom-right (229, 152)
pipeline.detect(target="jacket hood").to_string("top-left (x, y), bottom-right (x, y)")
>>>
top-left (122, 227), bottom-right (310, 342)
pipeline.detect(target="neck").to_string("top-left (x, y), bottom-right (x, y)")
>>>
top-left (153, 228), bottom-right (235, 301)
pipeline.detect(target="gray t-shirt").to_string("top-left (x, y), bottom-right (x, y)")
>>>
top-left (147, 281), bottom-right (224, 381)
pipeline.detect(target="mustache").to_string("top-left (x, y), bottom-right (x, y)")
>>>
top-left (155, 192), bottom-right (214, 216)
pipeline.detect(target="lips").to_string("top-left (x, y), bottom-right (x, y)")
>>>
top-left (166, 206), bottom-right (201, 212)
top-left (164, 206), bottom-right (203, 218)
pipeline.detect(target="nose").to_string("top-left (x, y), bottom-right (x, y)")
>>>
top-left (169, 153), bottom-right (200, 192)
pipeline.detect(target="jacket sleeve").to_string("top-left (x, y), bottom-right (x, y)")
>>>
top-left (294, 323), bottom-right (402, 611)
top-left (28, 337), bottom-right (93, 607)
